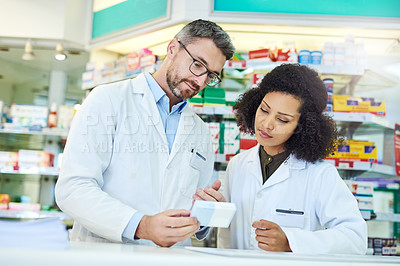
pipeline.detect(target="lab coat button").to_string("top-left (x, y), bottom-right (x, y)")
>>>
top-left (256, 194), bottom-right (262, 199)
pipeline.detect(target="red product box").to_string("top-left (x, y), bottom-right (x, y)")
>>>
top-left (276, 49), bottom-right (290, 61)
top-left (240, 138), bottom-right (258, 150)
top-left (249, 49), bottom-right (270, 60)
top-left (252, 73), bottom-right (266, 87)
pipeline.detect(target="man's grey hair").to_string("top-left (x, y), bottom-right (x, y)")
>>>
top-left (174, 19), bottom-right (235, 60)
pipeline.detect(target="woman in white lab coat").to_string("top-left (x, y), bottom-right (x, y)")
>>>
top-left (193, 64), bottom-right (367, 254)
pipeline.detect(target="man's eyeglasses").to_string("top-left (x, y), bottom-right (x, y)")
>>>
top-left (178, 40), bottom-right (221, 87)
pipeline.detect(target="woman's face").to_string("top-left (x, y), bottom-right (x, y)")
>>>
top-left (254, 91), bottom-right (301, 155)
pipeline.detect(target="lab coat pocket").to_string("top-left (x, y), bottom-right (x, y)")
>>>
top-left (189, 150), bottom-right (207, 170)
top-left (271, 209), bottom-right (305, 229)
top-left (179, 150), bottom-right (202, 198)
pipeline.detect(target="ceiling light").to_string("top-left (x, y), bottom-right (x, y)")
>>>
top-left (55, 42), bottom-right (67, 61)
top-left (22, 39), bottom-right (35, 60)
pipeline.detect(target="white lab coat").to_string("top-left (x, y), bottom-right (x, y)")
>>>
top-left (55, 74), bottom-right (214, 245)
top-left (219, 144), bottom-right (367, 254)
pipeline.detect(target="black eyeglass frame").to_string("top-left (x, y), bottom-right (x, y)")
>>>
top-left (178, 40), bottom-right (222, 87)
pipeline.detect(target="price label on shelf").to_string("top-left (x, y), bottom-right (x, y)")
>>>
top-left (338, 162), bottom-right (351, 169)
top-left (227, 60), bottom-right (246, 69)
top-left (191, 105), bottom-right (204, 114)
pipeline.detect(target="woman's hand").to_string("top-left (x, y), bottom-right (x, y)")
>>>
top-left (252, 220), bottom-right (292, 252)
top-left (192, 180), bottom-right (226, 204)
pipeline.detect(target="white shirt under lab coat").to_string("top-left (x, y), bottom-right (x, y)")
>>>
top-left (219, 144), bottom-right (367, 254)
top-left (55, 74), bottom-right (214, 245)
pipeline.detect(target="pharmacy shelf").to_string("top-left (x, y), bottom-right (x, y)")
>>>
top-left (375, 212), bottom-right (400, 222)
top-left (0, 210), bottom-right (70, 220)
top-left (361, 210), bottom-right (400, 222)
top-left (0, 127), bottom-right (69, 137)
top-left (216, 156), bottom-right (396, 176)
top-left (215, 154), bottom-right (237, 163)
top-left (0, 167), bottom-right (59, 176)
top-left (329, 112), bottom-right (395, 130)
top-left (191, 108), bottom-right (395, 131)
top-left (223, 60), bottom-right (365, 76)
top-left (215, 155), bottom-right (396, 176)
top-left (324, 159), bottom-right (396, 176)
top-left (190, 105), bottom-right (234, 116)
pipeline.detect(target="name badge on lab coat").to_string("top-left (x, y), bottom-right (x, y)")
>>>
top-left (272, 208), bottom-right (305, 228)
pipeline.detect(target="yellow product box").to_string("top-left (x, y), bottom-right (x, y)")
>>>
top-left (369, 100), bottom-right (386, 116)
top-left (332, 95), bottom-right (385, 116)
top-left (328, 140), bottom-right (377, 162)
top-left (0, 194), bottom-right (10, 210)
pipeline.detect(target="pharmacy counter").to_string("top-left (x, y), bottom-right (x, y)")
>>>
top-left (0, 242), bottom-right (399, 266)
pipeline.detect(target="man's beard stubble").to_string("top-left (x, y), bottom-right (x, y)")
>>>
top-left (166, 71), bottom-right (200, 100)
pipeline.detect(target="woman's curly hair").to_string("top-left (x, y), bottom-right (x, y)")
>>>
top-left (234, 64), bottom-right (339, 163)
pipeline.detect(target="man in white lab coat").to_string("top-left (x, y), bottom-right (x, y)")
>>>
top-left (55, 19), bottom-right (235, 247)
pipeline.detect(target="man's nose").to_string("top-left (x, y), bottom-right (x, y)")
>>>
top-left (193, 73), bottom-right (209, 87)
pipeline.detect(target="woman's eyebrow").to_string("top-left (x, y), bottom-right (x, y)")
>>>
top-left (262, 100), bottom-right (295, 118)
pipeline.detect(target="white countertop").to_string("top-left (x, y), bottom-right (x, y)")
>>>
top-left (0, 241), bottom-right (399, 266)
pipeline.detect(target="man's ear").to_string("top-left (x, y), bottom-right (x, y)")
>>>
top-left (166, 38), bottom-right (179, 58)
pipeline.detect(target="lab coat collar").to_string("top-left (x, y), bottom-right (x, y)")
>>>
top-left (129, 74), bottom-right (167, 145)
top-left (246, 144), bottom-right (307, 188)
top-left (129, 74), bottom-right (197, 164)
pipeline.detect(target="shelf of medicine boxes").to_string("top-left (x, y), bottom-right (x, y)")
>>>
top-left (327, 111), bottom-right (396, 176)
top-left (361, 211), bottom-right (400, 222)
top-left (224, 59), bottom-right (364, 76)
top-left (0, 167), bottom-right (59, 176)
top-left (191, 105), bottom-right (397, 175)
top-left (223, 60), bottom-right (364, 95)
top-left (0, 126), bottom-right (67, 176)
top-left (0, 127), bottom-right (69, 138)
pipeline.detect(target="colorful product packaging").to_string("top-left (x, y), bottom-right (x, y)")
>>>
top-left (206, 122), bottom-right (220, 154)
top-left (10, 104), bottom-right (48, 128)
top-left (220, 122), bottom-right (240, 154)
top-left (0, 194), bottom-right (10, 210)
top-left (18, 150), bottom-right (54, 168)
top-left (8, 202), bottom-right (41, 211)
top-left (310, 50), bottom-right (322, 65)
top-left (0, 151), bottom-right (18, 169)
top-left (395, 124), bottom-right (400, 176)
top-left (239, 133), bottom-right (258, 151)
top-left (298, 50), bottom-right (311, 64)
top-left (345, 180), bottom-right (374, 211)
top-left (328, 139), bottom-right (377, 162)
top-left (57, 105), bottom-right (74, 129)
top-left (369, 238), bottom-right (398, 256)
top-left (252, 73), bottom-right (266, 88)
top-left (323, 78), bottom-right (334, 112)
top-left (332, 95), bottom-right (386, 116)
top-left (203, 87), bottom-right (226, 107)
top-left (248, 48), bottom-right (271, 61)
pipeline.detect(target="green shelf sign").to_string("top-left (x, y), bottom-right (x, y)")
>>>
top-left (214, 0), bottom-right (400, 18)
top-left (92, 0), bottom-right (169, 39)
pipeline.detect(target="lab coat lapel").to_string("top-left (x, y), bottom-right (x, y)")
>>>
top-left (263, 158), bottom-right (290, 188)
top-left (167, 107), bottom-right (195, 164)
top-left (263, 154), bottom-right (306, 188)
top-left (246, 145), bottom-right (263, 186)
top-left (131, 74), bottom-right (167, 145)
